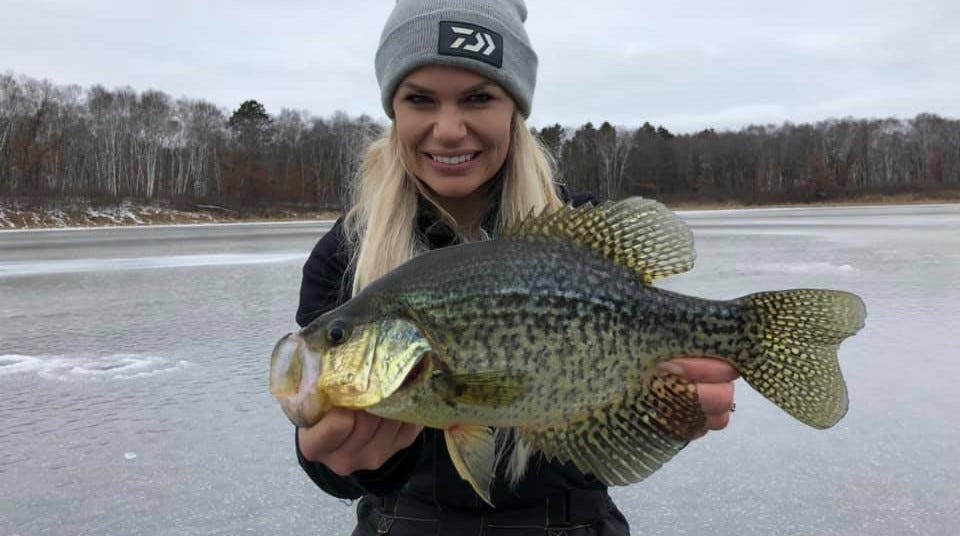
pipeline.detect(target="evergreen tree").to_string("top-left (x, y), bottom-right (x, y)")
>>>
top-left (228, 99), bottom-right (272, 148)
top-left (227, 99), bottom-right (273, 204)
top-left (534, 123), bottom-right (565, 164)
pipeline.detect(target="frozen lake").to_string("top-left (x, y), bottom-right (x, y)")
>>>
top-left (1, 204), bottom-right (958, 535)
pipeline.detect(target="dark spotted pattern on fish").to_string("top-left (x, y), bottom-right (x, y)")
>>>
top-left (270, 197), bottom-right (866, 505)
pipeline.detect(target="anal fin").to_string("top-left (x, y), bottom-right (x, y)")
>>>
top-left (520, 367), bottom-right (705, 486)
top-left (444, 425), bottom-right (497, 506)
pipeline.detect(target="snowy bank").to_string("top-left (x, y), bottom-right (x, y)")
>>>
top-left (0, 199), bottom-right (335, 229)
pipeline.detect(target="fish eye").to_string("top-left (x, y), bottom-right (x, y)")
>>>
top-left (326, 320), bottom-right (351, 346)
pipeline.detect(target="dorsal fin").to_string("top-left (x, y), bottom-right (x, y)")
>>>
top-left (502, 197), bottom-right (695, 284)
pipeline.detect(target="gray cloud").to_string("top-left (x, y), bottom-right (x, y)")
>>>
top-left (2, 0), bottom-right (957, 132)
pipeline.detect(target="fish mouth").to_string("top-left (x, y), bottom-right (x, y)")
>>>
top-left (270, 332), bottom-right (328, 427)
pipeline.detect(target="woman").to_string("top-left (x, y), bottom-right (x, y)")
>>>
top-left (294, 1), bottom-right (738, 534)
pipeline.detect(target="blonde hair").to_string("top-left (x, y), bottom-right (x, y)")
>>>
top-left (344, 111), bottom-right (562, 295)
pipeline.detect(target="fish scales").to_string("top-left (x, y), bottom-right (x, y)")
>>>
top-left (368, 238), bottom-right (741, 428)
top-left (356, 240), bottom-right (699, 406)
top-left (270, 197), bottom-right (867, 505)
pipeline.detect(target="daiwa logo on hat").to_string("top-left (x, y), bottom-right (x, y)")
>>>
top-left (439, 21), bottom-right (503, 68)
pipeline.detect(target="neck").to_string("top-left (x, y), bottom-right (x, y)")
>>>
top-left (433, 182), bottom-right (498, 231)
top-left (440, 196), bottom-right (486, 229)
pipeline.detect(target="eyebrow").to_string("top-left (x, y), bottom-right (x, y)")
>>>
top-left (399, 81), bottom-right (495, 95)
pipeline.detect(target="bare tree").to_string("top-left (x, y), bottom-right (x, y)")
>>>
top-left (595, 122), bottom-right (632, 199)
top-left (2, 70), bottom-right (958, 212)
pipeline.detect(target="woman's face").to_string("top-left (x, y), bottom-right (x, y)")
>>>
top-left (392, 65), bottom-right (515, 208)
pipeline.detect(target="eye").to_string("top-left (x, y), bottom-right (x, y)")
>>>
top-left (404, 94), bottom-right (433, 105)
top-left (326, 319), bottom-right (351, 346)
top-left (465, 92), bottom-right (493, 105)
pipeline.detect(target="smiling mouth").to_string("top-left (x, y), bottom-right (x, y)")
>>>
top-left (427, 152), bottom-right (479, 165)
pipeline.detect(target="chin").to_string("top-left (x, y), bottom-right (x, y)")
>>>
top-left (422, 177), bottom-right (490, 200)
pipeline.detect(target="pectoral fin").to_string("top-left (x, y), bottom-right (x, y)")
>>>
top-left (450, 371), bottom-right (530, 406)
top-left (444, 425), bottom-right (497, 506)
top-left (430, 364), bottom-right (530, 407)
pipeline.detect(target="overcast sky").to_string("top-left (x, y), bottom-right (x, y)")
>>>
top-left (3, 0), bottom-right (958, 132)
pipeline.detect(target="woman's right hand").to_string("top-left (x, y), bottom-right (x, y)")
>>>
top-left (297, 407), bottom-right (423, 476)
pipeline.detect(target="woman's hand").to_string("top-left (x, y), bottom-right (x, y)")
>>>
top-left (297, 407), bottom-right (423, 476)
top-left (661, 357), bottom-right (740, 439)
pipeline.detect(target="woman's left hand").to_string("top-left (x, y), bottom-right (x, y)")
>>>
top-left (661, 357), bottom-right (740, 439)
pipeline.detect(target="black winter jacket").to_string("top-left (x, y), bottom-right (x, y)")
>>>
top-left (294, 189), bottom-right (631, 535)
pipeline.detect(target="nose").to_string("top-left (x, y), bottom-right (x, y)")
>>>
top-left (432, 106), bottom-right (467, 143)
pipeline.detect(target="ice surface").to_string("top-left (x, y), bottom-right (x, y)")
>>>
top-left (1, 209), bottom-right (958, 536)
top-left (0, 252), bottom-right (307, 277)
top-left (0, 353), bottom-right (192, 381)
top-left (735, 261), bottom-right (859, 274)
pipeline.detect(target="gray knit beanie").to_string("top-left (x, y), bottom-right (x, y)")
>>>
top-left (375, 0), bottom-right (538, 118)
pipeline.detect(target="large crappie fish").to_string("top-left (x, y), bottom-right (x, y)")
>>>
top-left (270, 197), bottom-right (866, 505)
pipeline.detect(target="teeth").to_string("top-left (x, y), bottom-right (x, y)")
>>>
top-left (431, 153), bottom-right (475, 165)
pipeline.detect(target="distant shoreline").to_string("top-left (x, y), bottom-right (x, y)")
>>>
top-left (668, 194), bottom-right (960, 211)
top-left (1, 192), bottom-right (957, 230)
top-left (0, 219), bottom-right (340, 234)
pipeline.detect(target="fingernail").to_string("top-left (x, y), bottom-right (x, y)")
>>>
top-left (658, 361), bottom-right (685, 376)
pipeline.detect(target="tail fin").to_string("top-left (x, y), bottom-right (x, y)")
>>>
top-left (735, 289), bottom-right (866, 429)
